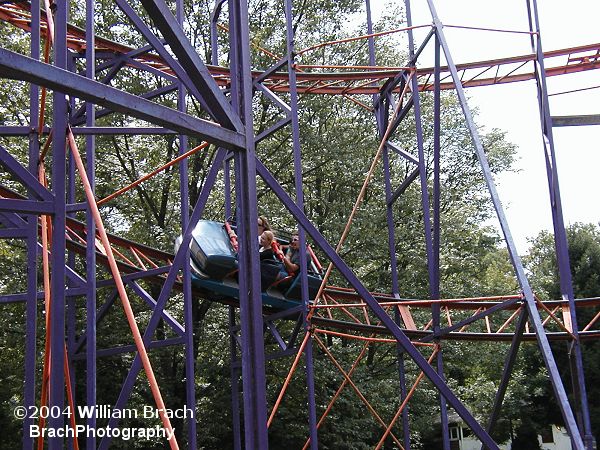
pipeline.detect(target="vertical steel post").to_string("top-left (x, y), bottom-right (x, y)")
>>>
top-left (229, 311), bottom-right (243, 450)
top-left (228, 1), bottom-right (269, 448)
top-left (211, 3), bottom-right (243, 447)
top-left (424, 0), bottom-right (584, 447)
top-left (431, 30), bottom-right (450, 450)
top-left (65, 53), bottom-right (77, 450)
top-left (84, 0), bottom-right (97, 447)
top-left (482, 310), bottom-right (528, 450)
top-left (23, 1), bottom-right (41, 448)
top-left (367, 0), bottom-right (410, 444)
top-left (283, 0), bottom-right (318, 446)
top-left (526, 1), bottom-right (594, 448)
top-left (406, 0), bottom-right (450, 446)
top-left (176, 0), bottom-right (198, 446)
top-left (48, 0), bottom-right (68, 447)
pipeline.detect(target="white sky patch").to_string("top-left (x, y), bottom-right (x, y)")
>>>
top-left (364, 0), bottom-right (600, 253)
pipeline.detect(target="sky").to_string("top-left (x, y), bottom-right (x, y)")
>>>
top-left (368, 0), bottom-right (600, 254)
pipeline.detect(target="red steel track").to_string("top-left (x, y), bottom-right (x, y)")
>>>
top-left (1, 2), bottom-right (599, 96)
top-left (2, 184), bottom-right (599, 343)
top-left (1, 3), bottom-right (599, 343)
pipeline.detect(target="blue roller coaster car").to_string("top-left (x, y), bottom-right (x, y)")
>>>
top-left (177, 220), bottom-right (322, 311)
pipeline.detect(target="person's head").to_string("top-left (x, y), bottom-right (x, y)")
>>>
top-left (259, 230), bottom-right (274, 248)
top-left (258, 216), bottom-right (271, 233)
top-left (289, 231), bottom-right (300, 250)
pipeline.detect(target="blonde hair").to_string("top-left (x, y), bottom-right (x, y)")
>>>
top-left (261, 230), bottom-right (274, 246)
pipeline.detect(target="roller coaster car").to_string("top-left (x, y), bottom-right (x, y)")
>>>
top-left (177, 220), bottom-right (322, 310)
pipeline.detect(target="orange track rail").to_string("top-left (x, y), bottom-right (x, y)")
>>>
top-left (0, 2), bottom-right (599, 96)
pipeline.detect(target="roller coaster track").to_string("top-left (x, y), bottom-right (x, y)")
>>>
top-left (1, 1), bottom-right (599, 341)
top-left (2, 185), bottom-right (599, 343)
top-left (1, 1), bottom-right (599, 96)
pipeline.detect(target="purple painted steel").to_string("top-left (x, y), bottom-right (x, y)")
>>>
top-left (66, 52), bottom-right (78, 450)
top-left (128, 281), bottom-right (185, 334)
top-left (71, 84), bottom-right (181, 127)
top-left (23, 1), bottom-right (40, 447)
top-left (388, 167), bottom-right (419, 205)
top-left (228, 309), bottom-right (243, 450)
top-left (0, 227), bottom-right (27, 238)
top-left (425, 0), bottom-right (583, 448)
top-left (0, 198), bottom-right (53, 213)
top-left (432, 32), bottom-right (450, 450)
top-left (78, 337), bottom-right (186, 360)
top-left (0, 146), bottom-right (53, 200)
top-left (47, 1), bottom-right (68, 447)
top-left (98, 148), bottom-right (227, 449)
top-left (283, 0), bottom-right (319, 446)
top-left (176, 0), bottom-right (198, 444)
top-left (0, 48), bottom-right (245, 148)
top-left (114, 0), bottom-right (215, 121)
top-left (256, 159), bottom-right (500, 449)
top-left (368, 0), bottom-right (410, 445)
top-left (140, 0), bottom-right (243, 132)
top-left (482, 310), bottom-right (528, 450)
top-left (228, 0), bottom-right (269, 447)
top-left (527, 1), bottom-right (594, 448)
top-left (0, 0), bottom-right (594, 447)
top-left (71, 127), bottom-right (178, 135)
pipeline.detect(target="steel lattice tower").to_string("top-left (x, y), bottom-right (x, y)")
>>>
top-left (0, 0), bottom-right (598, 448)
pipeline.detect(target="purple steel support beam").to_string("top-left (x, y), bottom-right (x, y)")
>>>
top-left (114, 0), bottom-right (218, 125)
top-left (0, 126), bottom-right (47, 136)
top-left (431, 31), bottom-right (450, 450)
top-left (23, 1), bottom-right (40, 447)
top-left (84, 2), bottom-right (98, 445)
top-left (128, 281), bottom-right (185, 335)
top-left (255, 116), bottom-right (292, 144)
top-left (210, 0), bottom-right (227, 66)
top-left (211, 22), bottom-right (240, 445)
top-left (386, 141), bottom-right (420, 165)
top-left (253, 57), bottom-right (289, 85)
top-left (47, 0), bottom-right (68, 447)
top-left (228, 0), bottom-right (269, 447)
top-left (71, 84), bottom-right (180, 127)
top-left (139, 0), bottom-right (243, 132)
top-left (0, 198), bottom-right (53, 214)
top-left (0, 209), bottom-right (28, 229)
top-left (79, 337), bottom-right (186, 360)
top-left (283, 0), bottom-right (318, 446)
top-left (0, 227), bottom-right (28, 238)
top-left (0, 145), bottom-right (53, 201)
top-left (254, 84), bottom-right (292, 114)
top-left (66, 55), bottom-right (78, 450)
top-left (382, 121), bottom-right (401, 296)
top-left (256, 159), bottom-right (500, 449)
top-left (388, 167), bottom-right (420, 206)
top-left (481, 310), bottom-right (528, 450)
top-left (527, 3), bottom-right (594, 449)
top-left (176, 0), bottom-right (198, 445)
top-left (394, 334), bottom-right (412, 450)
top-left (71, 126), bottom-right (177, 135)
top-left (366, 0), bottom-right (409, 444)
top-left (74, 289), bottom-right (119, 355)
top-left (98, 148), bottom-right (227, 449)
top-left (0, 48), bottom-right (245, 149)
top-left (421, 298), bottom-right (521, 343)
top-left (425, 1), bottom-right (584, 448)
top-left (229, 309), bottom-right (243, 450)
top-left (92, 43), bottom-right (160, 73)
top-left (70, 57), bottom-right (126, 122)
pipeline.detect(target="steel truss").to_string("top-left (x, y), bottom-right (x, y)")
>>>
top-left (0, 0), bottom-right (598, 449)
